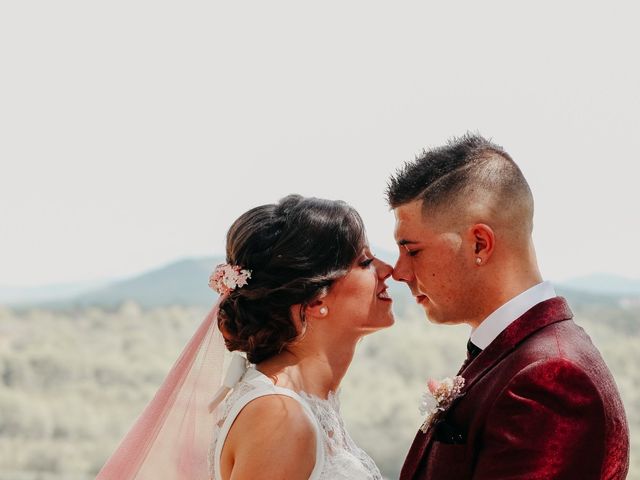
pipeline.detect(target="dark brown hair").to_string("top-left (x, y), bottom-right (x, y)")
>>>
top-left (217, 194), bottom-right (366, 363)
top-left (386, 133), bottom-right (532, 213)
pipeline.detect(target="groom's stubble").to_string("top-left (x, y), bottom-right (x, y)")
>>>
top-left (392, 199), bottom-right (488, 327)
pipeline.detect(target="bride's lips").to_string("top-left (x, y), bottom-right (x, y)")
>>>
top-left (377, 287), bottom-right (392, 302)
top-left (415, 294), bottom-right (428, 304)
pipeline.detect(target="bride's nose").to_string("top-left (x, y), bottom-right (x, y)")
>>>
top-left (374, 259), bottom-right (393, 280)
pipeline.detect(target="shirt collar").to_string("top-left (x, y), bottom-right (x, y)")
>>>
top-left (470, 281), bottom-right (557, 350)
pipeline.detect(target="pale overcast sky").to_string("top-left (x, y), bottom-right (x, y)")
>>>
top-left (1, 1), bottom-right (639, 287)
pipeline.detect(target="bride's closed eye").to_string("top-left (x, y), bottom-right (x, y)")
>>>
top-left (359, 257), bottom-right (374, 268)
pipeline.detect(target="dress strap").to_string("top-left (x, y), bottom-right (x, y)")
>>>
top-left (213, 381), bottom-right (326, 480)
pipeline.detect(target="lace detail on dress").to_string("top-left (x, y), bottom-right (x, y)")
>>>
top-left (298, 391), bottom-right (382, 480)
top-left (217, 381), bottom-right (255, 425)
top-left (208, 368), bottom-right (382, 480)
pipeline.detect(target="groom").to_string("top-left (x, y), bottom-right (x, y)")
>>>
top-left (387, 134), bottom-right (629, 479)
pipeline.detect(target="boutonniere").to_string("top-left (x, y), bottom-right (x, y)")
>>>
top-left (419, 375), bottom-right (465, 433)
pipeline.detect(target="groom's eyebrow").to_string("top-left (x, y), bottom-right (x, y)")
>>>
top-left (397, 239), bottom-right (418, 246)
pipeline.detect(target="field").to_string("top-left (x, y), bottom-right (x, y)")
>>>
top-left (0, 296), bottom-right (637, 479)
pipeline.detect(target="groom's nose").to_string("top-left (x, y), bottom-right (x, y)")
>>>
top-left (392, 255), bottom-right (413, 283)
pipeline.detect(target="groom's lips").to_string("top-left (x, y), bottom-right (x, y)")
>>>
top-left (415, 294), bottom-right (428, 304)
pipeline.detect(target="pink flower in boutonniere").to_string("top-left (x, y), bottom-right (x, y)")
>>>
top-left (419, 375), bottom-right (465, 433)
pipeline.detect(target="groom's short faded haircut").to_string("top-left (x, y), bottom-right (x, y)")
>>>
top-left (386, 133), bottom-right (534, 233)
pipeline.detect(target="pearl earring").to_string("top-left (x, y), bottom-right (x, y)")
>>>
top-left (476, 257), bottom-right (482, 265)
top-left (320, 307), bottom-right (328, 316)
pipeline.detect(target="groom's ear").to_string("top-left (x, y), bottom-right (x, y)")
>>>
top-left (471, 223), bottom-right (495, 263)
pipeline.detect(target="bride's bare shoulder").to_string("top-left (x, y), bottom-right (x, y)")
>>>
top-left (222, 394), bottom-right (316, 478)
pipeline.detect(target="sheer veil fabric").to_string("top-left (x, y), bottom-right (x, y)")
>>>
top-left (96, 298), bottom-right (226, 480)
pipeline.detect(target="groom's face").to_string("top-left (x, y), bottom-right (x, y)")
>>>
top-left (392, 200), bottom-right (476, 325)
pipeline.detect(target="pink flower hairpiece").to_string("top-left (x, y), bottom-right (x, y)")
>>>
top-left (419, 375), bottom-right (465, 433)
top-left (208, 263), bottom-right (252, 296)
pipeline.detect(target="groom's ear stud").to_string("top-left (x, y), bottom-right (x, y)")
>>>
top-left (475, 257), bottom-right (482, 265)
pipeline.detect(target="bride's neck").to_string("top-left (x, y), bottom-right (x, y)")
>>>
top-left (256, 337), bottom-right (358, 399)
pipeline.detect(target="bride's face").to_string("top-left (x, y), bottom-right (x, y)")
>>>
top-left (321, 246), bottom-right (395, 334)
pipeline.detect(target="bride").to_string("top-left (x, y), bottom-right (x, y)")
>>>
top-left (96, 194), bottom-right (394, 480)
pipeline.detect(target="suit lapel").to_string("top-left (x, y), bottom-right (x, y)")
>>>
top-left (401, 296), bottom-right (573, 480)
top-left (459, 297), bottom-right (573, 393)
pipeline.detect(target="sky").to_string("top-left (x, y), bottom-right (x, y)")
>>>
top-left (1, 1), bottom-right (639, 288)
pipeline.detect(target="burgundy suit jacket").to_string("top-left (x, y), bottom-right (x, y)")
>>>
top-left (400, 297), bottom-right (629, 480)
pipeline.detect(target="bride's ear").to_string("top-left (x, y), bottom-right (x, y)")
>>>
top-left (304, 299), bottom-right (329, 319)
top-left (290, 296), bottom-right (330, 335)
top-left (291, 298), bottom-right (329, 327)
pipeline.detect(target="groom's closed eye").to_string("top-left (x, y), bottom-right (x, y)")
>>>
top-left (398, 241), bottom-right (421, 258)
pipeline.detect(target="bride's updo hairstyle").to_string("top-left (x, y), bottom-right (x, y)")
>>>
top-left (217, 194), bottom-right (366, 363)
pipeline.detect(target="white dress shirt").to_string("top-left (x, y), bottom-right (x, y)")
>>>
top-left (470, 281), bottom-right (557, 350)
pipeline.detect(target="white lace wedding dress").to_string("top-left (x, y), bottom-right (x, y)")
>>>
top-left (208, 366), bottom-right (383, 480)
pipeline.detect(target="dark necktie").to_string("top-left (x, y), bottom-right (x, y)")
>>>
top-left (467, 339), bottom-right (482, 360)
top-left (457, 339), bottom-right (483, 374)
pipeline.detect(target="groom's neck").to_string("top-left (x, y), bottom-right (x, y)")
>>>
top-left (471, 264), bottom-right (544, 328)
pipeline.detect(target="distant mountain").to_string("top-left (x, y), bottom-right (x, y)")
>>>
top-left (560, 273), bottom-right (640, 296)
top-left (7, 255), bottom-right (639, 312)
top-left (13, 257), bottom-right (224, 311)
top-left (554, 286), bottom-right (623, 308)
top-left (0, 280), bottom-right (110, 305)
top-left (9, 249), bottom-right (400, 311)
top-left (73, 256), bottom-right (226, 309)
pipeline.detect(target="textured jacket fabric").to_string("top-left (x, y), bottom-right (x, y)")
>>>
top-left (400, 297), bottom-right (630, 480)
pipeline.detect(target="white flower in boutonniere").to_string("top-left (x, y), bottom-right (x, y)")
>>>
top-left (418, 375), bottom-right (465, 433)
